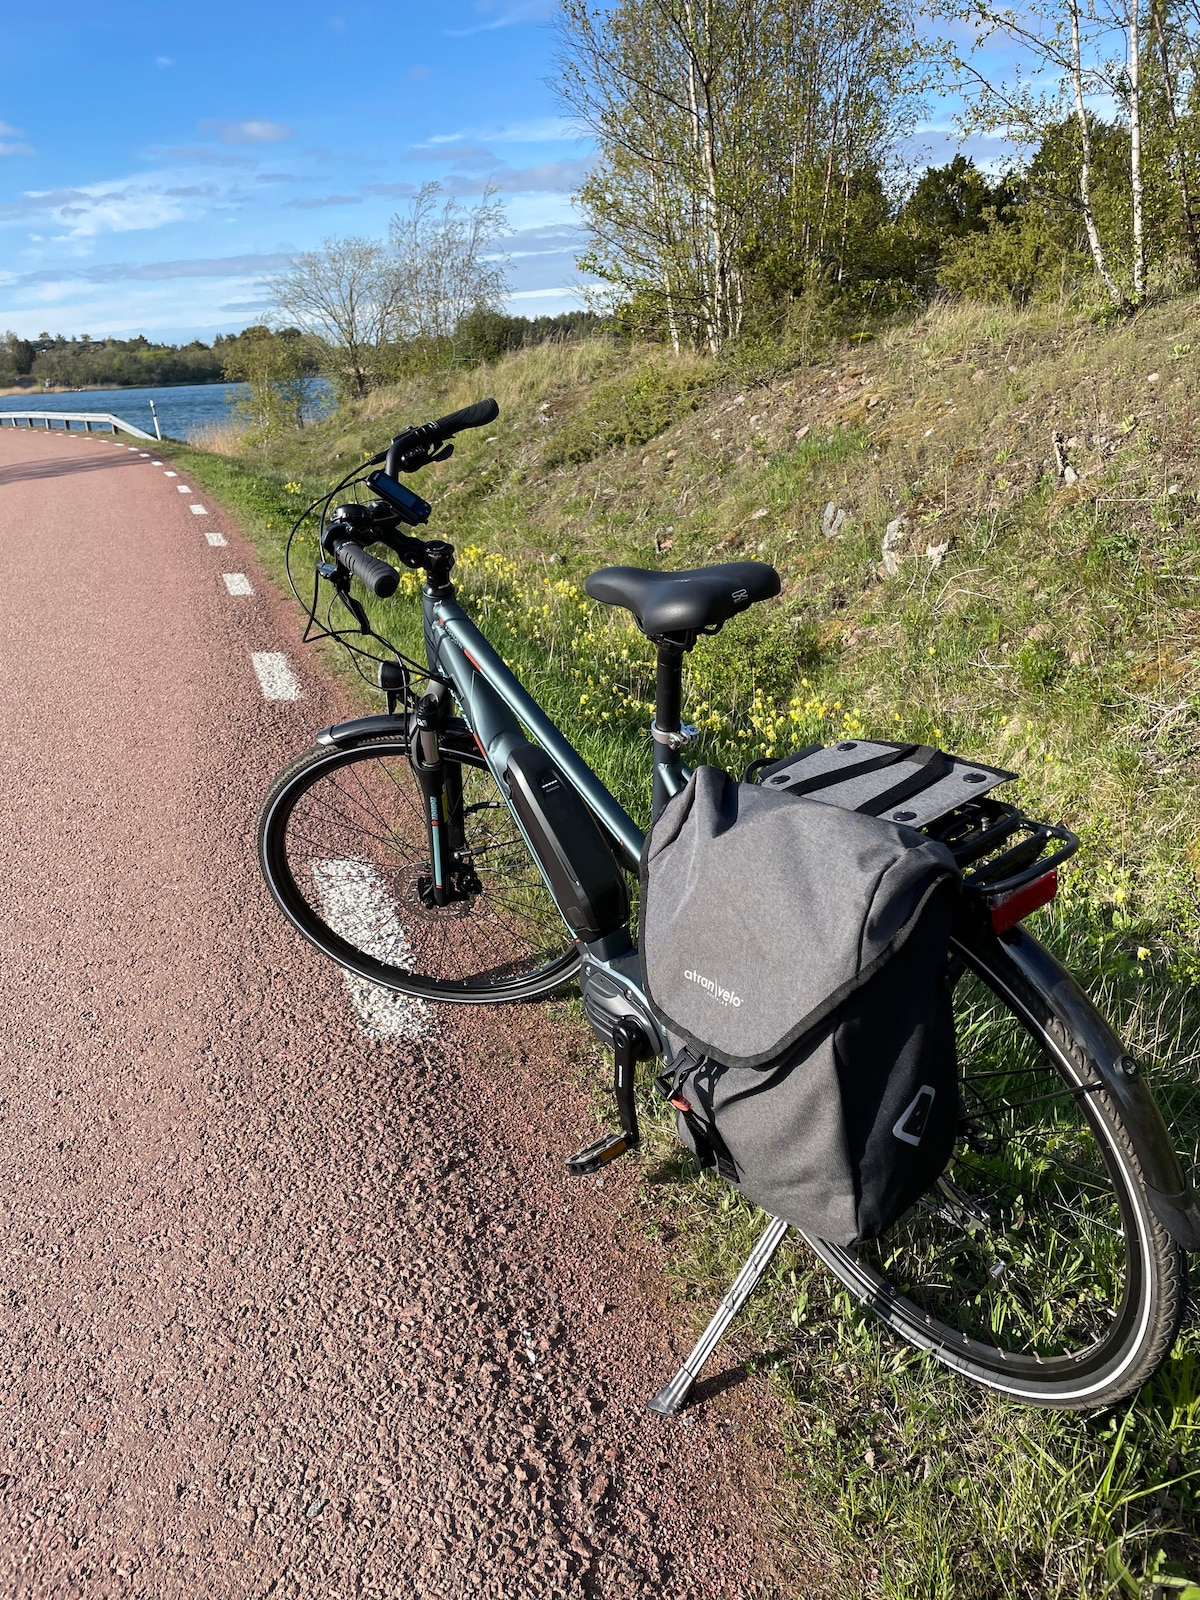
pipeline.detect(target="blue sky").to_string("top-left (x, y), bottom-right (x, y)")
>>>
top-left (0, 0), bottom-right (592, 341)
top-left (0, 2), bottom-right (1042, 346)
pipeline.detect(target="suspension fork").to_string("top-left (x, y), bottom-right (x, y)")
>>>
top-left (410, 680), bottom-right (456, 907)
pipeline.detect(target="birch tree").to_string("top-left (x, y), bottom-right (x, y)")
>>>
top-left (557, 0), bottom-right (919, 352)
top-left (943, 0), bottom-right (1200, 304)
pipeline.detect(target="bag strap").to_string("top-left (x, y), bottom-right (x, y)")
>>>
top-left (780, 742), bottom-right (917, 798)
top-left (855, 745), bottom-right (950, 817)
top-left (655, 1050), bottom-right (739, 1184)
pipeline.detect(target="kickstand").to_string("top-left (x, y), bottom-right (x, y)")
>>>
top-left (647, 1214), bottom-right (791, 1417)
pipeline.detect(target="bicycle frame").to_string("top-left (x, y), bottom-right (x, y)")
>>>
top-left (420, 585), bottom-right (675, 1054)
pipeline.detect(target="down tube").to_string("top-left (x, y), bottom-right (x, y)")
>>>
top-left (425, 595), bottom-right (646, 872)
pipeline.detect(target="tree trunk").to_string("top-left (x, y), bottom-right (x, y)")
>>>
top-left (1068, 0), bottom-right (1125, 305)
top-left (1150, 0), bottom-right (1200, 278)
top-left (1128, 0), bottom-right (1146, 300)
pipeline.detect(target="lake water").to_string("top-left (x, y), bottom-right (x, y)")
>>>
top-left (0, 378), bottom-right (333, 441)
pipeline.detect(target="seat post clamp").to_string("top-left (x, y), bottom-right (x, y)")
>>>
top-left (651, 720), bottom-right (698, 750)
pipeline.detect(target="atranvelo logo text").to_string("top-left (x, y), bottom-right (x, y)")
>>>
top-left (684, 969), bottom-right (742, 1007)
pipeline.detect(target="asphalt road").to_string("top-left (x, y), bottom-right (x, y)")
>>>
top-left (0, 429), bottom-right (796, 1599)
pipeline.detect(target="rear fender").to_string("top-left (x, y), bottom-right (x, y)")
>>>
top-left (964, 923), bottom-right (1200, 1250)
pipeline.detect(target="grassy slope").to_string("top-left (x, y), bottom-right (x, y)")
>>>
top-left (173, 300), bottom-right (1200, 1599)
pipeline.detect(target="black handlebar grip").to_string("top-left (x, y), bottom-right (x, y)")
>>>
top-left (431, 397), bottom-right (499, 438)
top-left (331, 537), bottom-right (400, 598)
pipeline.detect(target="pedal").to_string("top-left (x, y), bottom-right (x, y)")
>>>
top-left (565, 1131), bottom-right (632, 1177)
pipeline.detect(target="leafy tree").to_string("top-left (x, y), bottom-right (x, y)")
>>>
top-left (892, 155), bottom-right (1018, 288)
top-left (271, 237), bottom-right (401, 399)
top-left (389, 183), bottom-right (509, 357)
top-left (221, 325), bottom-right (313, 438)
top-left (557, 0), bottom-right (922, 352)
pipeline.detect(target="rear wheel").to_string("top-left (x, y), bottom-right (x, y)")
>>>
top-left (803, 926), bottom-right (1187, 1408)
top-left (257, 732), bottom-right (580, 1002)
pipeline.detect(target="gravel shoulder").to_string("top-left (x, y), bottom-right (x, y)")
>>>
top-left (0, 431), bottom-right (810, 1598)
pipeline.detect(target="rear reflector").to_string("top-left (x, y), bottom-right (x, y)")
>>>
top-left (989, 869), bottom-right (1058, 934)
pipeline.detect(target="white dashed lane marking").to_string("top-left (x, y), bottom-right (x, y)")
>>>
top-left (205, 529), bottom-right (227, 547)
top-left (222, 573), bottom-right (254, 596)
top-left (164, 471), bottom-right (177, 478)
top-left (139, 452), bottom-right (149, 457)
top-left (151, 460), bottom-right (163, 466)
top-left (251, 651), bottom-right (301, 701)
top-left (189, 503), bottom-right (208, 515)
top-left (177, 485), bottom-right (191, 494)
top-left (310, 859), bottom-right (429, 1040)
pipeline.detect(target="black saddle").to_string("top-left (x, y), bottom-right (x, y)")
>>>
top-left (585, 561), bottom-right (780, 640)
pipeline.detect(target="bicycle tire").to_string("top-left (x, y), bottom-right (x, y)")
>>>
top-left (257, 731), bottom-right (581, 1002)
top-left (801, 924), bottom-right (1187, 1409)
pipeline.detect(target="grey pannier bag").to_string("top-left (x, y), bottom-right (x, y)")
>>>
top-left (640, 765), bottom-right (961, 1245)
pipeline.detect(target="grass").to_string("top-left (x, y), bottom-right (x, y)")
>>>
top-left (173, 296), bottom-right (1200, 1597)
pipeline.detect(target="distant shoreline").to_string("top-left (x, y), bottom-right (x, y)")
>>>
top-left (0, 380), bottom-right (233, 398)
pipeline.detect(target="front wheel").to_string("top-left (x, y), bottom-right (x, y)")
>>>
top-left (257, 731), bottom-right (580, 1002)
top-left (802, 925), bottom-right (1187, 1409)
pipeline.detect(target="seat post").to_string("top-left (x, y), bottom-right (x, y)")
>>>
top-left (652, 641), bottom-right (687, 820)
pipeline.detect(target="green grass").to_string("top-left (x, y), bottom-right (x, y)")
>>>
top-left (175, 298), bottom-right (1200, 1597)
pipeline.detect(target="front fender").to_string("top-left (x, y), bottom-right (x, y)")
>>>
top-left (964, 923), bottom-right (1200, 1250)
top-left (316, 713), bottom-right (411, 748)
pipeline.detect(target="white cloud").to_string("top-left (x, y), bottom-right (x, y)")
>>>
top-left (201, 119), bottom-right (294, 145)
top-left (0, 119), bottom-right (33, 156)
top-left (155, 55), bottom-right (175, 67)
top-left (14, 180), bottom-right (188, 238)
top-left (445, 1), bottom-right (553, 37)
top-left (428, 117), bottom-right (582, 146)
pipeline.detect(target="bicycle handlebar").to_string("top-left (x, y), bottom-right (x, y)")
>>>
top-left (327, 534), bottom-right (400, 599)
top-left (375, 396), bottom-right (500, 475)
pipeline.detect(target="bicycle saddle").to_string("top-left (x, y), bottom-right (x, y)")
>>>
top-left (585, 561), bottom-right (780, 639)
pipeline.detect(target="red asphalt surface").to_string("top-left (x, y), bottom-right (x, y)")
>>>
top-left (0, 429), bottom-right (798, 1599)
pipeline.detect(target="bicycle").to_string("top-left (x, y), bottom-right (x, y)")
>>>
top-left (257, 396), bottom-right (1200, 1414)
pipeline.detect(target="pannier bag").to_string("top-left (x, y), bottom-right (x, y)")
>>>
top-left (640, 764), bottom-right (962, 1244)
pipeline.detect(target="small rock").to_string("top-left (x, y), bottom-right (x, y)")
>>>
top-left (305, 1497), bottom-right (327, 1520)
top-left (925, 538), bottom-right (951, 568)
top-left (666, 449), bottom-right (677, 461)
top-left (794, 424), bottom-right (810, 441)
top-left (748, 414), bottom-right (761, 425)
top-left (822, 502), bottom-right (848, 540)
top-left (1148, 372), bottom-right (1160, 383)
top-left (751, 507), bottom-right (768, 520)
top-left (641, 455), bottom-right (651, 467)
top-left (1062, 465), bottom-right (1078, 485)
top-left (547, 553), bottom-right (562, 565)
top-left (972, 367), bottom-right (986, 381)
top-left (881, 514), bottom-right (909, 577)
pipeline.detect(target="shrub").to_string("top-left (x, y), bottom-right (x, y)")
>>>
top-left (542, 355), bottom-right (716, 468)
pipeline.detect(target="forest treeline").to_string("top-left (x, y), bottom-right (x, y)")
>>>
top-left (14, 0), bottom-right (1197, 414)
top-left (0, 309), bottom-right (613, 396)
top-left (0, 331), bottom-right (244, 391)
top-left (244, 0), bottom-right (1200, 418)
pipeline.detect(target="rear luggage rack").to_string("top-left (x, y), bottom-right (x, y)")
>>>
top-left (925, 797), bottom-right (1078, 897)
top-left (752, 739), bottom-right (1078, 902)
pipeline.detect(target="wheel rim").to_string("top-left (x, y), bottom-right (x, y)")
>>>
top-left (806, 941), bottom-right (1153, 1397)
top-left (263, 740), bottom-right (579, 998)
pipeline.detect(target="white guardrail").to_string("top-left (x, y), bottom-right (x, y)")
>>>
top-left (0, 410), bottom-right (157, 441)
